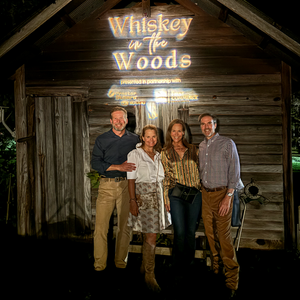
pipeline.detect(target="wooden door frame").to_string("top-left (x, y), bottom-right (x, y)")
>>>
top-left (281, 62), bottom-right (295, 249)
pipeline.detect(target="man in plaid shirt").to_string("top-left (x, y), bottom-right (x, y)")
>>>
top-left (199, 113), bottom-right (242, 299)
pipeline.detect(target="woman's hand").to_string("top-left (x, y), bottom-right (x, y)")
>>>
top-left (130, 199), bottom-right (139, 216)
top-left (165, 203), bottom-right (171, 212)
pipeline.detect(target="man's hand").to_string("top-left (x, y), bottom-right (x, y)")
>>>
top-left (118, 161), bottom-right (136, 172)
top-left (107, 161), bottom-right (136, 172)
top-left (218, 195), bottom-right (232, 217)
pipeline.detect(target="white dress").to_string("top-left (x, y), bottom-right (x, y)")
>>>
top-left (127, 143), bottom-right (172, 233)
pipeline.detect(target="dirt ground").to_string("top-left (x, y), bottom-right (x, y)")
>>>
top-left (2, 231), bottom-right (299, 300)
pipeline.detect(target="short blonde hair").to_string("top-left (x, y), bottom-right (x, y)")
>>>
top-left (110, 106), bottom-right (127, 119)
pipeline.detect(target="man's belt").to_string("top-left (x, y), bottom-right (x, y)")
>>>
top-left (202, 186), bottom-right (227, 193)
top-left (100, 177), bottom-right (127, 182)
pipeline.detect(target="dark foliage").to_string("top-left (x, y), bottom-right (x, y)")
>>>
top-left (0, 0), bottom-right (55, 42)
top-left (0, 81), bottom-right (16, 230)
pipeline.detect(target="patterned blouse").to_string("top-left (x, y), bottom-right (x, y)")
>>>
top-left (161, 144), bottom-right (201, 205)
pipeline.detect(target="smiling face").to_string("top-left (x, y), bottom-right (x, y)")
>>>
top-left (200, 115), bottom-right (217, 139)
top-left (110, 110), bottom-right (128, 133)
top-left (170, 123), bottom-right (185, 143)
top-left (142, 129), bottom-right (158, 149)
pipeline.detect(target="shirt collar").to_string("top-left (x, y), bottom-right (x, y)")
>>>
top-left (206, 132), bottom-right (219, 143)
top-left (109, 128), bottom-right (130, 137)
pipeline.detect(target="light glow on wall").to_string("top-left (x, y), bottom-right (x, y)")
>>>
top-left (108, 15), bottom-right (193, 40)
top-left (108, 14), bottom-right (193, 71)
top-left (106, 13), bottom-right (197, 121)
top-left (107, 80), bottom-right (198, 109)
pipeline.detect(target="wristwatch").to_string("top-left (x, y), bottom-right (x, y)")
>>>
top-left (227, 192), bottom-right (234, 197)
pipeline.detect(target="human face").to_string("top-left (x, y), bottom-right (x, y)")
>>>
top-left (200, 116), bottom-right (217, 139)
top-left (110, 110), bottom-right (127, 132)
top-left (170, 123), bottom-right (185, 143)
top-left (142, 129), bottom-right (157, 149)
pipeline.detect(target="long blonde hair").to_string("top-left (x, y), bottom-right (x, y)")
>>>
top-left (138, 124), bottom-right (162, 152)
top-left (163, 119), bottom-right (189, 150)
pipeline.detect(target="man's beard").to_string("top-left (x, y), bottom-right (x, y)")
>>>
top-left (112, 123), bottom-right (126, 132)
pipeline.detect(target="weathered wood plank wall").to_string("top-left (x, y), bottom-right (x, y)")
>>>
top-left (25, 5), bottom-right (286, 248)
top-left (17, 93), bottom-right (91, 238)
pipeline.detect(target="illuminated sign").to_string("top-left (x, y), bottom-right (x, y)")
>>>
top-left (108, 14), bottom-right (193, 71)
top-left (107, 78), bottom-right (198, 106)
top-left (106, 13), bottom-right (198, 118)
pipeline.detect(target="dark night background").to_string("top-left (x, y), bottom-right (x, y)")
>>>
top-left (0, 1), bottom-right (300, 299)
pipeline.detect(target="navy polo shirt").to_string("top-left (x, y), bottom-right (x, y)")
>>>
top-left (91, 129), bottom-right (139, 178)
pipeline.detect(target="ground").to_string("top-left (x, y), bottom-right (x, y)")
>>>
top-left (2, 229), bottom-right (299, 300)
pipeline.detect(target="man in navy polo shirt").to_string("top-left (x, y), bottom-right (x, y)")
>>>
top-left (91, 106), bottom-right (139, 272)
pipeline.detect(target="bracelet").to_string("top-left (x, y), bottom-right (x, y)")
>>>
top-left (129, 198), bottom-right (136, 203)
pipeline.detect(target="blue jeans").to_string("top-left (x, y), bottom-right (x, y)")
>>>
top-left (169, 188), bottom-right (202, 270)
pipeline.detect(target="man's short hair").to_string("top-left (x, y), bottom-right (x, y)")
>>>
top-left (110, 106), bottom-right (128, 119)
top-left (198, 113), bottom-right (217, 124)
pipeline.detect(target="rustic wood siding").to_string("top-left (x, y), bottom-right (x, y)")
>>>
top-left (27, 96), bottom-right (91, 238)
top-left (25, 5), bottom-right (285, 249)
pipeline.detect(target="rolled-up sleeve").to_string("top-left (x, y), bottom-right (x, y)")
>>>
top-left (127, 150), bottom-right (138, 180)
top-left (227, 140), bottom-right (241, 190)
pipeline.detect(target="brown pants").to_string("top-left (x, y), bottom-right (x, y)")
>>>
top-left (94, 179), bottom-right (131, 271)
top-left (202, 188), bottom-right (239, 290)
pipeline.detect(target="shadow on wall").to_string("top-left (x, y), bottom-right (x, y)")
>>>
top-left (38, 215), bottom-right (93, 239)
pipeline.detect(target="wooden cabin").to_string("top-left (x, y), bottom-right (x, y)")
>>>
top-left (2, 0), bottom-right (299, 250)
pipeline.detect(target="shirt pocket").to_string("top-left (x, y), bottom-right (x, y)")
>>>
top-left (138, 161), bottom-right (150, 178)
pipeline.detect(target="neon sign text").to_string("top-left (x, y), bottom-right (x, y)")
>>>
top-left (108, 14), bottom-right (193, 71)
top-left (108, 15), bottom-right (193, 40)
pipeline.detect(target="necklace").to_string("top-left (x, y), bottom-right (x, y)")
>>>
top-left (142, 147), bottom-right (155, 158)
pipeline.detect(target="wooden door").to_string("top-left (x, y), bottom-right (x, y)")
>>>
top-left (34, 96), bottom-right (91, 238)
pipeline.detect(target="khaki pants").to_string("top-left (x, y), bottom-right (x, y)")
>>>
top-left (202, 188), bottom-right (239, 290)
top-left (94, 179), bottom-right (131, 271)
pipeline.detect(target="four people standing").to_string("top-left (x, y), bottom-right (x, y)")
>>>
top-left (91, 107), bottom-right (241, 298)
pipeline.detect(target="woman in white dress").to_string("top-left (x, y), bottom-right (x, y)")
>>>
top-left (127, 124), bottom-right (171, 292)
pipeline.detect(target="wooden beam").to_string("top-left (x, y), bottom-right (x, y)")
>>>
top-left (217, 0), bottom-right (300, 57)
top-left (142, 0), bottom-right (151, 18)
top-left (218, 5), bottom-right (229, 23)
top-left (59, 10), bottom-right (76, 28)
top-left (26, 86), bottom-right (89, 98)
top-left (174, 0), bottom-right (205, 15)
top-left (281, 61), bottom-right (295, 249)
top-left (0, 0), bottom-right (72, 58)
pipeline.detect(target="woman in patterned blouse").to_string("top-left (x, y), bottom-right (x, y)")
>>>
top-left (161, 119), bottom-right (202, 274)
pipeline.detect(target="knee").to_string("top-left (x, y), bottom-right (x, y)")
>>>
top-left (145, 233), bottom-right (157, 245)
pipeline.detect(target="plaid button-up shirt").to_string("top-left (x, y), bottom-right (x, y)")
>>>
top-left (199, 133), bottom-right (242, 190)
